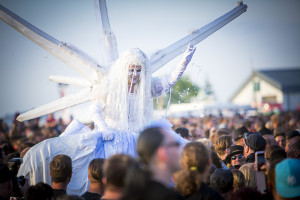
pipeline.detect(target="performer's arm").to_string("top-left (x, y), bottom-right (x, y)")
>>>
top-left (151, 44), bottom-right (196, 97)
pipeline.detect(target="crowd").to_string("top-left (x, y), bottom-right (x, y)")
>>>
top-left (0, 110), bottom-right (300, 200)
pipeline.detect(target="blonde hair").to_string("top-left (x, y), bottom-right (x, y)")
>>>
top-left (213, 135), bottom-right (232, 156)
top-left (231, 169), bottom-right (246, 192)
top-left (239, 163), bottom-right (256, 189)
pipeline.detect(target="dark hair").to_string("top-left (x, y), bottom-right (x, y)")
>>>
top-left (25, 182), bottom-right (53, 200)
top-left (49, 155), bottom-right (72, 183)
top-left (103, 154), bottom-right (135, 188)
top-left (88, 158), bottom-right (105, 183)
top-left (175, 127), bottom-right (189, 138)
top-left (210, 168), bottom-right (233, 193)
top-left (137, 127), bottom-right (164, 166)
top-left (265, 145), bottom-right (282, 160)
top-left (269, 148), bottom-right (287, 162)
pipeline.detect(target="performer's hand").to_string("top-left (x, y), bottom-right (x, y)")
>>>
top-left (182, 43), bottom-right (196, 66)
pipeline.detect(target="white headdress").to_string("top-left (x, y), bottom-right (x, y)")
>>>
top-left (97, 48), bottom-right (153, 132)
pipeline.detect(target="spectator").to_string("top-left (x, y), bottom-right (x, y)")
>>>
top-left (265, 145), bottom-right (282, 160)
top-left (285, 130), bottom-right (300, 151)
top-left (175, 127), bottom-right (190, 140)
top-left (224, 145), bottom-right (244, 169)
top-left (101, 154), bottom-right (135, 200)
top-left (197, 137), bottom-right (212, 149)
top-left (25, 182), bottom-right (53, 200)
top-left (49, 155), bottom-right (72, 199)
top-left (239, 163), bottom-right (256, 189)
top-left (275, 159), bottom-right (300, 199)
top-left (81, 158), bottom-right (105, 200)
top-left (57, 194), bottom-right (84, 200)
top-left (231, 169), bottom-right (245, 193)
top-left (274, 128), bottom-right (286, 149)
top-left (263, 134), bottom-right (277, 149)
top-left (210, 150), bottom-right (222, 169)
top-left (174, 142), bottom-right (224, 200)
top-left (258, 127), bottom-right (273, 136)
top-left (269, 148), bottom-right (287, 163)
top-left (0, 164), bottom-right (25, 200)
top-left (243, 133), bottom-right (266, 163)
top-left (234, 126), bottom-right (248, 147)
top-left (213, 135), bottom-right (232, 169)
top-left (286, 136), bottom-right (300, 158)
top-left (122, 127), bottom-right (181, 200)
top-left (210, 169), bottom-right (233, 200)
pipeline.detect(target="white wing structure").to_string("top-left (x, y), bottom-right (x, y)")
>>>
top-left (150, 2), bottom-right (247, 73)
top-left (0, 1), bottom-right (247, 122)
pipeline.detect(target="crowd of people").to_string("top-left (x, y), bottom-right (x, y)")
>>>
top-left (0, 110), bottom-right (300, 200)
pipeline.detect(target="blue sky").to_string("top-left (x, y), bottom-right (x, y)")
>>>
top-left (0, 0), bottom-right (300, 118)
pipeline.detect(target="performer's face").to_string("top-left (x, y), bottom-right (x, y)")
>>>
top-left (128, 65), bottom-right (142, 86)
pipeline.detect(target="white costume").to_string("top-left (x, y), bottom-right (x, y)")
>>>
top-left (17, 46), bottom-right (194, 195)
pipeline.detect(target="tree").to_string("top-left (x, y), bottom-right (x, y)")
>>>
top-left (154, 76), bottom-right (200, 109)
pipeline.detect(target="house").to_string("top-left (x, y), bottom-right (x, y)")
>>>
top-left (230, 67), bottom-right (300, 111)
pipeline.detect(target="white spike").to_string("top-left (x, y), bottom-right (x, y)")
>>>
top-left (150, 2), bottom-right (247, 73)
top-left (49, 75), bottom-right (92, 87)
top-left (0, 4), bottom-right (107, 82)
top-left (94, 0), bottom-right (119, 64)
top-left (17, 88), bottom-right (92, 122)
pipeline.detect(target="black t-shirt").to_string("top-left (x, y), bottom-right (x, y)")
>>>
top-left (53, 189), bottom-right (66, 199)
top-left (185, 183), bottom-right (224, 200)
top-left (246, 153), bottom-right (255, 163)
top-left (81, 191), bottom-right (102, 200)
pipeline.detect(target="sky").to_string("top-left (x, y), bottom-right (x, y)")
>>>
top-left (0, 0), bottom-right (300, 119)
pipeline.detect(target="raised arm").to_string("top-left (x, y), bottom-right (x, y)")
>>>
top-left (151, 44), bottom-right (196, 97)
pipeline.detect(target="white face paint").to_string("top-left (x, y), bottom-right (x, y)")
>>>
top-left (128, 65), bottom-right (142, 86)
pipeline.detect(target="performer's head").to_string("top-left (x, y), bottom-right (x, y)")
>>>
top-left (117, 48), bottom-right (149, 88)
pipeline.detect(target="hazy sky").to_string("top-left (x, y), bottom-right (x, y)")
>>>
top-left (0, 0), bottom-right (300, 118)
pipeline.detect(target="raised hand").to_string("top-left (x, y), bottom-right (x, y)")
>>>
top-left (182, 44), bottom-right (196, 66)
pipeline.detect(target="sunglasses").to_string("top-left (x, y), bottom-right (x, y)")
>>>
top-left (231, 154), bottom-right (244, 160)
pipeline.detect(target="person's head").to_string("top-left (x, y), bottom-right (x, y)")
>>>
top-left (225, 145), bottom-right (244, 168)
top-left (244, 133), bottom-right (266, 158)
top-left (269, 148), bottom-right (287, 163)
top-left (137, 127), bottom-right (180, 173)
top-left (102, 154), bottom-right (135, 190)
top-left (174, 142), bottom-right (210, 196)
top-left (274, 128), bottom-right (286, 149)
top-left (88, 158), bottom-right (105, 191)
top-left (175, 127), bottom-right (190, 140)
top-left (25, 182), bottom-right (53, 200)
top-left (49, 154), bottom-right (72, 184)
top-left (234, 126), bottom-right (248, 146)
top-left (231, 169), bottom-right (245, 192)
top-left (239, 163), bottom-right (256, 189)
top-left (216, 128), bottom-right (231, 138)
top-left (122, 48), bottom-right (148, 87)
top-left (197, 138), bottom-right (212, 149)
top-left (263, 134), bottom-right (277, 149)
top-left (265, 144), bottom-right (282, 160)
top-left (213, 135), bottom-right (232, 160)
top-left (286, 136), bottom-right (300, 159)
top-left (210, 168), bottom-right (233, 194)
top-left (275, 158), bottom-right (300, 199)
top-left (285, 130), bottom-right (300, 150)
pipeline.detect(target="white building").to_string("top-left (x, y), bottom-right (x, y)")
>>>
top-left (230, 68), bottom-right (300, 111)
